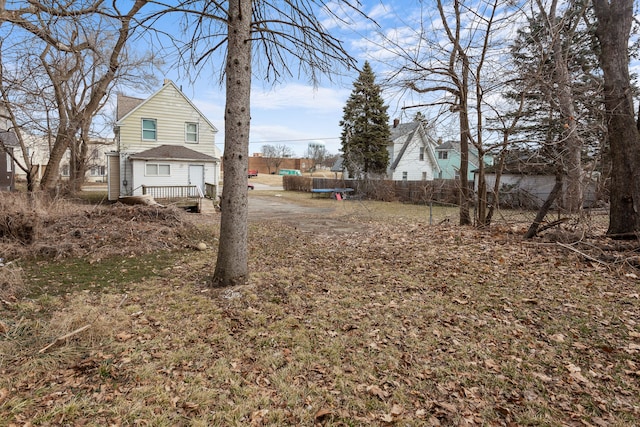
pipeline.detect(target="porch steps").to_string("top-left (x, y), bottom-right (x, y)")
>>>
top-left (199, 198), bottom-right (219, 214)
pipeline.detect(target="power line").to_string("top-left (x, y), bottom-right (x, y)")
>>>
top-left (249, 137), bottom-right (340, 144)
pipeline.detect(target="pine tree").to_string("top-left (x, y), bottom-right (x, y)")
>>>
top-left (340, 62), bottom-right (390, 179)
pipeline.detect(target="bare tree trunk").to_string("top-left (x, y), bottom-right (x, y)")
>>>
top-left (525, 173), bottom-right (563, 238)
top-left (211, 0), bottom-right (252, 287)
top-left (458, 56), bottom-right (471, 226)
top-left (592, 0), bottom-right (640, 237)
top-left (552, 30), bottom-right (583, 213)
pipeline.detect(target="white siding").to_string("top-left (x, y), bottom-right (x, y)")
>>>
top-left (129, 159), bottom-right (217, 196)
top-left (389, 133), bottom-right (438, 181)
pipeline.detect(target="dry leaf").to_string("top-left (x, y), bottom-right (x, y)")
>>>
top-left (379, 413), bottom-right (393, 423)
top-left (251, 409), bottom-right (269, 426)
top-left (366, 384), bottom-right (388, 400)
top-left (115, 332), bottom-right (133, 342)
top-left (314, 407), bottom-right (332, 421)
top-left (550, 333), bottom-right (565, 343)
top-left (390, 404), bottom-right (403, 416)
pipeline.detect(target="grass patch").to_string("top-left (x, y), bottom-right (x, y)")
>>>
top-left (22, 250), bottom-right (181, 297)
top-left (0, 198), bottom-right (638, 426)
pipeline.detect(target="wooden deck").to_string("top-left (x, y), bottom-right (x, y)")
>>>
top-left (141, 184), bottom-right (218, 213)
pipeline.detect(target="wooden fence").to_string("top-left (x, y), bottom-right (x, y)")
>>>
top-left (283, 176), bottom-right (463, 205)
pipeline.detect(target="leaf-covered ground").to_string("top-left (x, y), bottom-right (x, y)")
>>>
top-left (1, 198), bottom-right (639, 426)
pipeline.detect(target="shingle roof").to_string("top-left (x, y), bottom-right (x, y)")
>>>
top-left (116, 94), bottom-right (144, 120)
top-left (128, 145), bottom-right (219, 162)
top-left (0, 130), bottom-right (18, 147)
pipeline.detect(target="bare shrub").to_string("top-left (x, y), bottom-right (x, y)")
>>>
top-left (0, 261), bottom-right (25, 301)
top-left (0, 193), bottom-right (198, 262)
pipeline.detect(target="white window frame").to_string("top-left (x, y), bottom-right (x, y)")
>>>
top-left (185, 122), bottom-right (198, 143)
top-left (142, 118), bottom-right (157, 141)
top-left (90, 166), bottom-right (106, 176)
top-left (438, 151), bottom-right (448, 160)
top-left (402, 171), bottom-right (408, 181)
top-left (419, 147), bottom-right (425, 161)
top-left (145, 163), bottom-right (171, 176)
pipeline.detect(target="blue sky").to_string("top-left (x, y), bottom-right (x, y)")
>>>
top-left (152, 0), bottom-right (414, 157)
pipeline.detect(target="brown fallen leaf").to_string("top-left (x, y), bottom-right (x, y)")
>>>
top-left (116, 332), bottom-right (134, 342)
top-left (314, 407), bottom-right (332, 422)
top-left (366, 384), bottom-right (388, 400)
top-left (251, 409), bottom-right (269, 426)
top-left (390, 404), bottom-right (403, 416)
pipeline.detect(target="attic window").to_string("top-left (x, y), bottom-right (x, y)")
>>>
top-left (142, 119), bottom-right (157, 141)
top-left (438, 151), bottom-right (448, 160)
top-left (419, 147), bottom-right (425, 161)
top-left (186, 122), bottom-right (198, 143)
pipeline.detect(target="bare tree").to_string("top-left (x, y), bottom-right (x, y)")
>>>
top-left (387, 0), bottom-right (520, 226)
top-left (1, 1), bottom-right (151, 192)
top-left (262, 143), bottom-right (293, 174)
top-left (171, 0), bottom-right (365, 287)
top-left (592, 0), bottom-right (640, 237)
top-left (306, 144), bottom-right (328, 172)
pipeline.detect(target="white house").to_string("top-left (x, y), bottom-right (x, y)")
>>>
top-left (108, 80), bottom-right (221, 201)
top-left (387, 119), bottom-right (440, 181)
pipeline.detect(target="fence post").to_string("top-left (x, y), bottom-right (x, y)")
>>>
top-left (429, 201), bottom-right (433, 225)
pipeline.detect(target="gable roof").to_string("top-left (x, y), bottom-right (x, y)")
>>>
top-left (0, 130), bottom-right (18, 147)
top-left (129, 145), bottom-right (219, 162)
top-left (115, 80), bottom-right (218, 133)
top-left (117, 95), bottom-right (144, 120)
top-left (389, 122), bottom-right (420, 170)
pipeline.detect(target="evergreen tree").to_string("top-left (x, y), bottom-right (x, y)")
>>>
top-left (339, 62), bottom-right (390, 179)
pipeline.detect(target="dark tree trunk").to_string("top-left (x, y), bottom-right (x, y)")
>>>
top-left (592, 0), bottom-right (640, 237)
top-left (211, 0), bottom-right (253, 287)
top-left (525, 173), bottom-right (563, 238)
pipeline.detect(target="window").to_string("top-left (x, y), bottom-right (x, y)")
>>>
top-left (142, 119), bottom-right (157, 140)
top-left (402, 171), bottom-right (408, 181)
top-left (185, 122), bottom-right (198, 143)
top-left (146, 163), bottom-right (170, 176)
top-left (419, 147), bottom-right (425, 161)
top-left (422, 172), bottom-right (427, 181)
top-left (90, 166), bottom-right (106, 176)
top-left (438, 151), bottom-right (448, 160)
top-left (61, 164), bottom-right (70, 176)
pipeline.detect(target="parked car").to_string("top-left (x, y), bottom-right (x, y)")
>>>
top-left (248, 169), bottom-right (258, 178)
top-left (248, 183), bottom-right (255, 190)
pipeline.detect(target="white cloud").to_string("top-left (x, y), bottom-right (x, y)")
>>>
top-left (251, 83), bottom-right (350, 113)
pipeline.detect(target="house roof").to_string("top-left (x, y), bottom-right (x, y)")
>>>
top-left (389, 122), bottom-right (420, 170)
top-left (483, 152), bottom-right (556, 175)
top-left (331, 156), bottom-right (344, 172)
top-left (0, 130), bottom-right (18, 147)
top-left (115, 80), bottom-right (219, 133)
top-left (129, 145), bottom-right (219, 162)
top-left (116, 94), bottom-right (144, 120)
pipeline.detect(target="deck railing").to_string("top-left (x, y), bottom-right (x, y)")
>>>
top-left (142, 185), bottom-right (203, 200)
top-left (204, 182), bottom-right (218, 199)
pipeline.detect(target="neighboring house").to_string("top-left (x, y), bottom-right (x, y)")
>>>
top-left (478, 154), bottom-right (598, 209)
top-left (10, 134), bottom-right (115, 184)
top-left (387, 119), bottom-right (440, 181)
top-left (108, 80), bottom-right (221, 201)
top-left (60, 137), bottom-right (114, 183)
top-left (435, 140), bottom-right (493, 180)
top-left (0, 104), bottom-right (17, 191)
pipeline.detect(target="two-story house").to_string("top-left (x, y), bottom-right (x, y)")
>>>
top-left (108, 80), bottom-right (221, 201)
top-left (387, 119), bottom-right (440, 181)
top-left (435, 140), bottom-right (493, 180)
